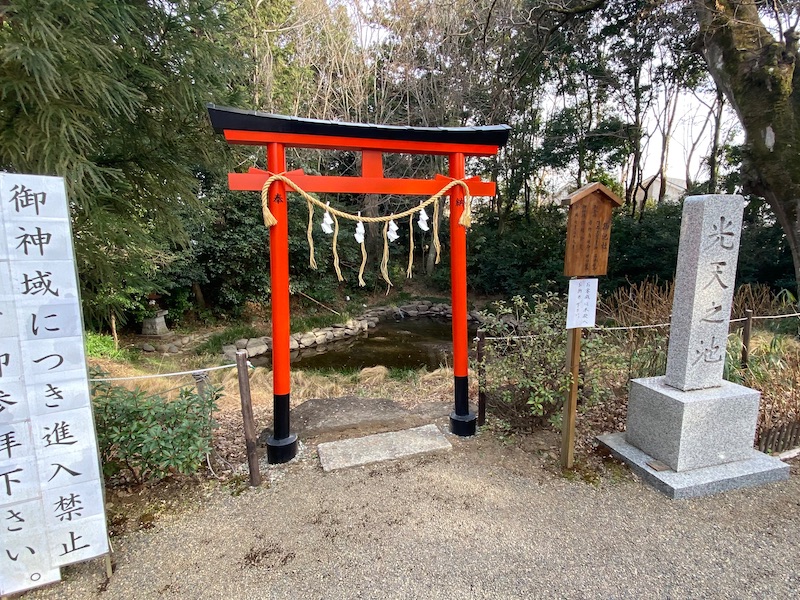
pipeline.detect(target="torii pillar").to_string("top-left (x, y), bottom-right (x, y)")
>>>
top-left (208, 104), bottom-right (510, 462)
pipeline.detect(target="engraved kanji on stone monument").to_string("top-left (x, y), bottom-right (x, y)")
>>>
top-left (664, 196), bottom-right (745, 391)
top-left (598, 194), bottom-right (789, 499)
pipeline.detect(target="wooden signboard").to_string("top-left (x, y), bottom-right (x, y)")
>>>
top-left (562, 182), bottom-right (623, 277)
top-left (560, 181), bottom-right (622, 469)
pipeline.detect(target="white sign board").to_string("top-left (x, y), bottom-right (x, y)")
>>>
top-left (566, 278), bottom-right (598, 329)
top-left (0, 173), bottom-right (108, 595)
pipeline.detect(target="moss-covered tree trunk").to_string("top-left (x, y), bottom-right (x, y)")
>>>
top-left (694, 1), bottom-right (800, 295)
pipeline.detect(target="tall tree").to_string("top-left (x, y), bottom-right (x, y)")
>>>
top-left (694, 0), bottom-right (800, 295)
top-left (0, 0), bottom-right (234, 327)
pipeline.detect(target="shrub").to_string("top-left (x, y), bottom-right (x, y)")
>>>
top-left (91, 374), bottom-right (219, 484)
top-left (466, 207), bottom-right (567, 297)
top-left (85, 332), bottom-right (131, 361)
top-left (479, 294), bottom-right (572, 428)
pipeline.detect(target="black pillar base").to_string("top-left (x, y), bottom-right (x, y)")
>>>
top-left (449, 411), bottom-right (477, 437)
top-left (267, 433), bottom-right (298, 464)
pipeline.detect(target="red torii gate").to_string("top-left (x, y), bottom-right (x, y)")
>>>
top-left (208, 105), bottom-right (510, 463)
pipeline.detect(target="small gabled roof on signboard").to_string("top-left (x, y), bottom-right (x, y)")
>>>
top-left (560, 182), bottom-right (624, 207)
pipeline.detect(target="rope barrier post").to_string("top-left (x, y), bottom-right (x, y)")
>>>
top-left (742, 308), bottom-right (753, 369)
top-left (192, 370), bottom-right (210, 398)
top-left (266, 142), bottom-right (298, 464)
top-left (236, 351), bottom-right (262, 486)
top-left (561, 327), bottom-right (581, 470)
top-left (477, 329), bottom-right (486, 426)
top-left (448, 152), bottom-right (477, 436)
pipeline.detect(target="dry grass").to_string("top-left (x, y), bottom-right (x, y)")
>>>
top-left (600, 280), bottom-right (674, 327)
top-left (601, 281), bottom-right (795, 328)
top-left (212, 366), bottom-right (467, 414)
top-left (358, 366), bottom-right (389, 386)
top-left (732, 331), bottom-right (800, 433)
top-left (90, 351), bottom-right (467, 419)
top-left (732, 283), bottom-right (796, 319)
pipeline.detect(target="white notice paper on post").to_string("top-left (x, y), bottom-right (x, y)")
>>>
top-left (566, 278), bottom-right (598, 329)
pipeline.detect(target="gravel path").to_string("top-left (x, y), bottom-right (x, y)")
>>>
top-left (25, 426), bottom-right (800, 600)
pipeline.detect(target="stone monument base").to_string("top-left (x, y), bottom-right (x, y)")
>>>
top-left (626, 377), bottom-right (759, 472)
top-left (598, 432), bottom-right (789, 499)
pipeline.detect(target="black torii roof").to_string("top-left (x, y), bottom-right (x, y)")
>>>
top-left (207, 104), bottom-right (511, 147)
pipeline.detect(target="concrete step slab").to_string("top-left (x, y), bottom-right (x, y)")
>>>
top-left (317, 424), bottom-right (451, 472)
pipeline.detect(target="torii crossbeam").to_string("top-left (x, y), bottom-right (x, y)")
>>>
top-left (208, 104), bottom-right (510, 463)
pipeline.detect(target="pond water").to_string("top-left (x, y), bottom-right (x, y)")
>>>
top-left (251, 317), bottom-right (478, 371)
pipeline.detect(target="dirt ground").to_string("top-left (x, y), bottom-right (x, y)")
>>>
top-left (23, 412), bottom-right (800, 599)
top-left (28, 354), bottom-right (795, 599)
top-left (17, 366), bottom-right (800, 600)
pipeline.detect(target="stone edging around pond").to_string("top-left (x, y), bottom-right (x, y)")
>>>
top-left (221, 301), bottom-right (485, 362)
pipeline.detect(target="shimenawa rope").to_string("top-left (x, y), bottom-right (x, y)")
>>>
top-left (259, 172), bottom-right (472, 289)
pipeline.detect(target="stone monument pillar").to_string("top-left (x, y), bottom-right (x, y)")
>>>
top-left (599, 195), bottom-right (788, 498)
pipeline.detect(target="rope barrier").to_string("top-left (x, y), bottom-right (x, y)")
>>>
top-left (592, 322), bottom-right (671, 331)
top-left (753, 311), bottom-right (800, 320)
top-left (88, 314), bottom-right (800, 383)
top-left (89, 363), bottom-right (236, 383)
top-left (478, 311), bottom-right (800, 342)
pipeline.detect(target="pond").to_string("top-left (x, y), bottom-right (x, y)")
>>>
top-left (250, 317), bottom-right (478, 371)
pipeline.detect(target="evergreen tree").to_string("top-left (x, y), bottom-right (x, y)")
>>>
top-left (0, 0), bottom-right (235, 327)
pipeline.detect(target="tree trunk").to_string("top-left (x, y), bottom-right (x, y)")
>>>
top-left (192, 282), bottom-right (206, 309)
top-left (694, 0), bottom-right (800, 296)
top-left (708, 87), bottom-right (725, 193)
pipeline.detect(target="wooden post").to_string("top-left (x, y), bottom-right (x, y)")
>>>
top-left (236, 351), bottom-right (262, 487)
top-left (192, 371), bottom-right (209, 398)
top-left (559, 183), bottom-right (622, 470)
top-left (561, 327), bottom-right (582, 469)
top-left (477, 329), bottom-right (486, 426)
top-left (741, 308), bottom-right (753, 368)
top-left (104, 552), bottom-right (114, 579)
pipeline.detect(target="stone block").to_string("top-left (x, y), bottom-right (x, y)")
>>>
top-left (664, 195), bottom-right (746, 391)
top-left (141, 315), bottom-right (169, 336)
top-left (626, 376), bottom-right (759, 472)
top-left (598, 432), bottom-right (789, 499)
top-left (245, 338), bottom-right (268, 357)
top-left (317, 424), bottom-right (451, 472)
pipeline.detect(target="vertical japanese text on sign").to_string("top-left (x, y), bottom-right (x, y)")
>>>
top-left (0, 173), bottom-right (108, 596)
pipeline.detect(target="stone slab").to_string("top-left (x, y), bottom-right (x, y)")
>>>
top-left (598, 432), bottom-right (789, 499)
top-left (627, 376), bottom-right (759, 472)
top-left (665, 194), bottom-right (746, 391)
top-left (317, 424), bottom-right (451, 472)
top-left (290, 396), bottom-right (448, 437)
